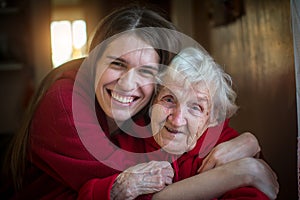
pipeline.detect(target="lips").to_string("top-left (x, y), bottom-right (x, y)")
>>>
top-left (164, 126), bottom-right (181, 134)
top-left (110, 90), bottom-right (136, 104)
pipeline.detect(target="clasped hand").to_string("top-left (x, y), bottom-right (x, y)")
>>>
top-left (110, 161), bottom-right (174, 200)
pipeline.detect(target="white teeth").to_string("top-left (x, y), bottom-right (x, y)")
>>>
top-left (111, 91), bottom-right (134, 104)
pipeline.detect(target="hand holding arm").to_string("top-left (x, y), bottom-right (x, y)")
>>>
top-left (198, 132), bottom-right (261, 173)
top-left (241, 158), bottom-right (279, 199)
top-left (153, 157), bottom-right (278, 200)
top-left (110, 161), bottom-right (174, 200)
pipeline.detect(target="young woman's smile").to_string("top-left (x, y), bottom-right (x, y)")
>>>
top-left (95, 34), bottom-right (159, 123)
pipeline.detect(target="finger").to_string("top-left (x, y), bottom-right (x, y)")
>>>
top-left (256, 181), bottom-right (278, 200)
top-left (165, 176), bottom-right (173, 185)
top-left (148, 164), bottom-right (174, 179)
top-left (255, 160), bottom-right (279, 199)
top-left (161, 167), bottom-right (174, 177)
top-left (151, 161), bottom-right (171, 169)
top-left (140, 175), bottom-right (166, 191)
top-left (258, 159), bottom-right (278, 180)
top-left (198, 152), bottom-right (216, 173)
top-left (142, 161), bottom-right (171, 174)
top-left (160, 168), bottom-right (174, 185)
top-left (114, 186), bottom-right (134, 200)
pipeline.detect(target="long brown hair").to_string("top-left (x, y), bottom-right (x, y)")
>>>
top-left (2, 58), bottom-right (84, 190)
top-left (3, 4), bottom-right (179, 190)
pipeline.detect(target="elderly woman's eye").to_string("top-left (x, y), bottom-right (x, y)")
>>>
top-left (162, 96), bottom-right (174, 103)
top-left (189, 104), bottom-right (205, 116)
top-left (191, 105), bottom-right (202, 111)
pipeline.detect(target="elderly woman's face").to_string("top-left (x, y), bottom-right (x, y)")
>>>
top-left (151, 74), bottom-right (212, 155)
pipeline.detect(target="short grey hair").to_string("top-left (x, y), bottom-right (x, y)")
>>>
top-left (156, 47), bottom-right (238, 124)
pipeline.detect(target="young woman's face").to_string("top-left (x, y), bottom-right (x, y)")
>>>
top-left (95, 34), bottom-right (160, 122)
top-left (151, 74), bottom-right (212, 155)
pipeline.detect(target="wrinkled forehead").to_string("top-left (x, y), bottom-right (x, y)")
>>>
top-left (159, 70), bottom-right (210, 101)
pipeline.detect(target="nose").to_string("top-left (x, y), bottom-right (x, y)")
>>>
top-left (117, 69), bottom-right (137, 91)
top-left (168, 106), bottom-right (187, 127)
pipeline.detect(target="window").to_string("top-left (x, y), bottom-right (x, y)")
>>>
top-left (50, 19), bottom-right (87, 68)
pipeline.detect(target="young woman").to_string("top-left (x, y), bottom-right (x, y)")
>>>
top-left (1, 5), bottom-right (277, 200)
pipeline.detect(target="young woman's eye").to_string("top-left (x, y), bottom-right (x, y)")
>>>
top-left (138, 68), bottom-right (154, 76)
top-left (138, 67), bottom-right (157, 78)
top-left (111, 61), bottom-right (126, 68)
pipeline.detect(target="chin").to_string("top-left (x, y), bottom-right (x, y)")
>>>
top-left (163, 146), bottom-right (186, 155)
top-left (110, 110), bottom-right (134, 121)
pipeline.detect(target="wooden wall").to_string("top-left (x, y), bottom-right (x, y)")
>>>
top-left (191, 0), bottom-right (297, 199)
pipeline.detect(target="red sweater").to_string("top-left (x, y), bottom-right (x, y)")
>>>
top-left (0, 64), bottom-right (268, 200)
top-left (134, 121), bottom-right (269, 199)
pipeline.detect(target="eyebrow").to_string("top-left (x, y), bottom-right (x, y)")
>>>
top-left (196, 95), bottom-right (210, 106)
top-left (106, 56), bottom-right (159, 71)
top-left (107, 56), bottom-right (126, 63)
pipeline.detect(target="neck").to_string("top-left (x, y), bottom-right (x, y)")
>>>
top-left (106, 117), bottom-right (124, 136)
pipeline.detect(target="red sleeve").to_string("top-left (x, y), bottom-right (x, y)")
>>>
top-left (197, 119), bottom-right (239, 158)
top-left (220, 187), bottom-right (269, 200)
top-left (30, 77), bottom-right (143, 199)
top-left (217, 119), bottom-right (239, 144)
top-left (78, 174), bottom-right (119, 200)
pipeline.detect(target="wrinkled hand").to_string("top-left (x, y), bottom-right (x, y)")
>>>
top-left (110, 161), bottom-right (174, 200)
top-left (226, 157), bottom-right (279, 200)
top-left (198, 132), bottom-right (261, 173)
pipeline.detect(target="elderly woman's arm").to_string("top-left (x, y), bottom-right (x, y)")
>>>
top-left (110, 161), bottom-right (174, 200)
top-left (152, 158), bottom-right (279, 200)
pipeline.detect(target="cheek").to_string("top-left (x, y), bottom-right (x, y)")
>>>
top-left (151, 105), bottom-right (166, 126)
top-left (140, 84), bottom-right (155, 100)
top-left (190, 119), bottom-right (209, 139)
top-left (150, 104), bottom-right (170, 142)
top-left (151, 104), bottom-right (170, 122)
top-left (95, 67), bottom-right (111, 91)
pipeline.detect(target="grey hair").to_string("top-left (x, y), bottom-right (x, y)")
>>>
top-left (156, 47), bottom-right (238, 124)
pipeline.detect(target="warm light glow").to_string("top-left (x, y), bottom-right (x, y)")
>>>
top-left (51, 21), bottom-right (72, 68)
top-left (50, 20), bottom-right (87, 68)
top-left (72, 20), bottom-right (87, 49)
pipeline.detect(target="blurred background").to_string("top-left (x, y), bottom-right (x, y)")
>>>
top-left (0, 0), bottom-right (296, 199)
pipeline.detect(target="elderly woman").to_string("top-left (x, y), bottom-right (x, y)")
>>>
top-left (138, 47), bottom-right (278, 199)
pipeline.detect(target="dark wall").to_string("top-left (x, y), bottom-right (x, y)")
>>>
top-left (193, 0), bottom-right (296, 199)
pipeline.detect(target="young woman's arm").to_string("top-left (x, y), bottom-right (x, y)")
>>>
top-left (198, 132), bottom-right (261, 173)
top-left (111, 131), bottom-right (278, 200)
top-left (152, 158), bottom-right (278, 200)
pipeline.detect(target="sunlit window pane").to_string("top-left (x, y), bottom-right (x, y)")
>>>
top-left (50, 20), bottom-right (87, 68)
top-left (51, 21), bottom-right (72, 68)
top-left (72, 20), bottom-right (87, 49)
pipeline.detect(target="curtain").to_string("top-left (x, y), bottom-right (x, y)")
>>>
top-left (291, 0), bottom-right (300, 198)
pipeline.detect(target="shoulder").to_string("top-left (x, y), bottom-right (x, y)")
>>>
top-left (35, 58), bottom-right (86, 113)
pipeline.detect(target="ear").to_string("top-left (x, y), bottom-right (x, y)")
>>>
top-left (207, 112), bottom-right (219, 127)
